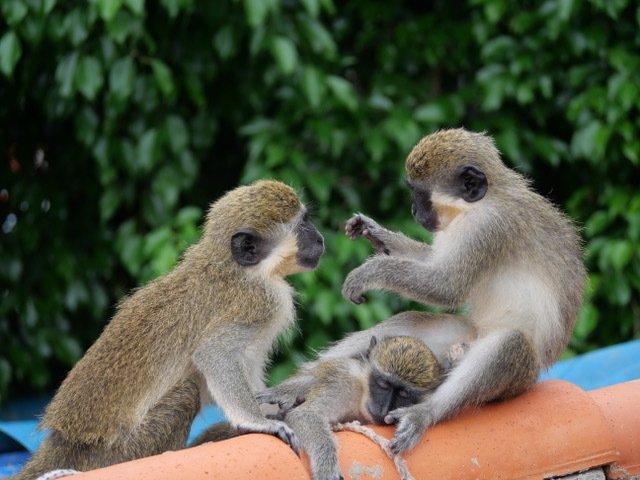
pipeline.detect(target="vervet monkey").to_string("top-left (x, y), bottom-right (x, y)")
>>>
top-left (197, 334), bottom-right (444, 480)
top-left (15, 180), bottom-right (324, 479)
top-left (339, 128), bottom-right (585, 452)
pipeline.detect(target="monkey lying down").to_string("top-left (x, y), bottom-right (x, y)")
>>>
top-left (16, 180), bottom-right (324, 480)
top-left (194, 312), bottom-right (472, 480)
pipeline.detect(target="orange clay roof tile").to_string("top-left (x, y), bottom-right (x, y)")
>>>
top-left (73, 380), bottom-right (640, 480)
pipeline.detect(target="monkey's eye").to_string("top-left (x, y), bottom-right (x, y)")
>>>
top-left (376, 378), bottom-right (389, 389)
top-left (396, 388), bottom-right (409, 399)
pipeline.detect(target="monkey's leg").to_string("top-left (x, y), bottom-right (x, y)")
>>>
top-left (386, 329), bottom-right (539, 453)
top-left (14, 379), bottom-right (201, 479)
top-left (286, 409), bottom-right (344, 480)
top-left (345, 213), bottom-right (431, 259)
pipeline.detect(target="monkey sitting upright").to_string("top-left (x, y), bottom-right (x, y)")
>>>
top-left (195, 332), bottom-right (446, 480)
top-left (338, 128), bottom-right (586, 453)
top-left (15, 180), bottom-right (324, 480)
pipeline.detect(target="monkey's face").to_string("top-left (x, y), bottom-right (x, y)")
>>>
top-left (407, 180), bottom-right (439, 232)
top-left (230, 209), bottom-right (324, 276)
top-left (366, 369), bottom-right (426, 424)
top-left (293, 211), bottom-right (325, 270)
top-left (407, 165), bottom-right (487, 232)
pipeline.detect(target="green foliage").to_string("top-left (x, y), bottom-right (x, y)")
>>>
top-left (1, 0), bottom-right (638, 402)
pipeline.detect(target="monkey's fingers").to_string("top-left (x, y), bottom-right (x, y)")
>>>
top-left (386, 406), bottom-right (429, 454)
top-left (255, 390), bottom-right (279, 404)
top-left (237, 420), bottom-right (301, 455)
top-left (345, 214), bottom-right (366, 239)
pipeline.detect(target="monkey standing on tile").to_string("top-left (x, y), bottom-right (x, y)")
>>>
top-left (338, 128), bottom-right (585, 452)
top-left (15, 180), bottom-right (324, 479)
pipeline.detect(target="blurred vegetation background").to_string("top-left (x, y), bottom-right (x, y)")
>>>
top-left (1, 0), bottom-right (639, 404)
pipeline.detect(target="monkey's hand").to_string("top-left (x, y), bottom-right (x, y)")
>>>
top-left (236, 418), bottom-right (300, 454)
top-left (345, 214), bottom-right (390, 255)
top-left (384, 402), bottom-right (433, 453)
top-left (342, 257), bottom-right (387, 304)
top-left (256, 388), bottom-right (305, 420)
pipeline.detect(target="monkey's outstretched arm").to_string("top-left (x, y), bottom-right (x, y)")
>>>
top-left (345, 214), bottom-right (432, 259)
top-left (385, 329), bottom-right (539, 453)
top-left (342, 255), bottom-right (473, 308)
top-left (192, 331), bottom-right (300, 453)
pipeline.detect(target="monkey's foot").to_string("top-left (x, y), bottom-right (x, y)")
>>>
top-left (237, 419), bottom-right (300, 455)
top-left (385, 404), bottom-right (431, 454)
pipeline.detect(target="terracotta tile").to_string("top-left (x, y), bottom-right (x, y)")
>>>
top-left (589, 380), bottom-right (640, 478)
top-left (72, 380), bottom-right (640, 480)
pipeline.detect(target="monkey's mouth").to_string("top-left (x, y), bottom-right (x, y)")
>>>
top-left (296, 250), bottom-right (323, 270)
top-left (366, 405), bottom-right (386, 425)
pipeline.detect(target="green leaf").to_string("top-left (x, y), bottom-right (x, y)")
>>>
top-left (109, 56), bottom-right (135, 100)
top-left (414, 103), bottom-right (447, 124)
top-left (95, 0), bottom-right (122, 22)
top-left (53, 337), bottom-right (83, 365)
top-left (213, 26), bottom-right (235, 59)
top-left (573, 303), bottom-right (598, 340)
top-left (300, 0), bottom-right (319, 16)
top-left (160, 0), bottom-right (193, 17)
top-left (608, 240), bottom-right (634, 270)
top-left (302, 66), bottom-right (325, 108)
top-left (54, 52), bottom-right (79, 97)
top-left (136, 129), bottom-right (159, 173)
top-left (243, 0), bottom-right (268, 27)
top-left (151, 59), bottom-right (175, 97)
top-left (571, 121), bottom-right (611, 161)
top-left (116, 220), bottom-right (143, 275)
top-left (0, 31), bottom-right (22, 77)
top-left (100, 188), bottom-right (121, 222)
top-left (165, 115), bottom-right (189, 154)
top-left (326, 75), bottom-right (358, 111)
top-left (41, 0), bottom-right (57, 13)
top-left (123, 0), bottom-right (144, 15)
top-left (270, 36), bottom-right (298, 75)
top-left (75, 55), bottom-right (104, 100)
top-left (176, 206), bottom-right (202, 227)
top-left (585, 211), bottom-right (612, 237)
top-left (2, 0), bottom-right (28, 26)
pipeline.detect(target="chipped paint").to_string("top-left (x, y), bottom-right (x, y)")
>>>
top-left (349, 461), bottom-right (383, 479)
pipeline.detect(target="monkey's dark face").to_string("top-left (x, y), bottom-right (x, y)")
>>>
top-left (230, 210), bottom-right (324, 271)
top-left (407, 166), bottom-right (487, 232)
top-left (366, 369), bottom-right (425, 424)
top-left (406, 181), bottom-right (439, 232)
top-left (294, 212), bottom-right (324, 270)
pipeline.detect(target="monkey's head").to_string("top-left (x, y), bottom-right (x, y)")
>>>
top-left (365, 336), bottom-right (441, 424)
top-left (404, 128), bottom-right (506, 231)
top-left (203, 180), bottom-right (324, 276)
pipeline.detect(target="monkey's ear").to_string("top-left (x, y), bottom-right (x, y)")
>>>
top-left (231, 228), bottom-right (267, 266)
top-left (458, 165), bottom-right (488, 202)
top-left (365, 336), bottom-right (378, 358)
